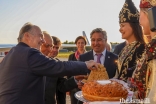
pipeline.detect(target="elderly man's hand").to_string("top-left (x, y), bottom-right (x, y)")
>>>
top-left (85, 60), bottom-right (99, 70)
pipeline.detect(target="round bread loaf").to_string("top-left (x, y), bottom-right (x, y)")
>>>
top-left (82, 80), bottom-right (128, 101)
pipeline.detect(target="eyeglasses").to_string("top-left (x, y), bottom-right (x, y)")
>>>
top-left (43, 43), bottom-right (53, 48)
top-left (53, 46), bottom-right (60, 50)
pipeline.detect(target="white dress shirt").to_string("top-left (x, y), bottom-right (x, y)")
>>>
top-left (93, 48), bottom-right (106, 64)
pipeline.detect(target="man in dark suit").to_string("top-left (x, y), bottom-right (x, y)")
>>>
top-left (43, 34), bottom-right (82, 104)
top-left (113, 41), bottom-right (127, 55)
top-left (79, 28), bottom-right (118, 78)
top-left (0, 22), bottom-right (98, 104)
top-left (75, 28), bottom-right (118, 104)
top-left (40, 32), bottom-right (65, 104)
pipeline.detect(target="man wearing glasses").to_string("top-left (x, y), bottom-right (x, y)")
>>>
top-left (0, 22), bottom-right (99, 104)
top-left (41, 33), bottom-right (82, 104)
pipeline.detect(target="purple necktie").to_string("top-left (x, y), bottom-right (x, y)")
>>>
top-left (96, 54), bottom-right (103, 63)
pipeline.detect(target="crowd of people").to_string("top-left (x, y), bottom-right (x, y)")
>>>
top-left (0, 0), bottom-right (156, 104)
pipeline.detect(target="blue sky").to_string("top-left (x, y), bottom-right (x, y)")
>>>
top-left (0, 0), bottom-right (140, 44)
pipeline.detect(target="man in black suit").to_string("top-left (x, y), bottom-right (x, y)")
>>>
top-left (79, 28), bottom-right (118, 78)
top-left (113, 41), bottom-right (127, 55)
top-left (40, 32), bottom-right (65, 104)
top-left (0, 22), bottom-right (98, 104)
top-left (43, 34), bottom-right (82, 104)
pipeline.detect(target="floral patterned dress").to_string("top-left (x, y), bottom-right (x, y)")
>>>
top-left (131, 35), bottom-right (156, 100)
top-left (117, 41), bottom-right (145, 82)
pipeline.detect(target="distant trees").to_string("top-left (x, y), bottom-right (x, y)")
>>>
top-left (62, 40), bottom-right (74, 44)
top-left (63, 46), bottom-right (92, 52)
top-left (62, 40), bottom-right (91, 52)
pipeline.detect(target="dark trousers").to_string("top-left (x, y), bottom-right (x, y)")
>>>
top-left (56, 90), bottom-right (66, 104)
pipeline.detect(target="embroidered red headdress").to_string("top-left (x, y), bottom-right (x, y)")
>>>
top-left (140, 0), bottom-right (156, 8)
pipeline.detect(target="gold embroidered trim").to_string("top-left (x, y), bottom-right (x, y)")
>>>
top-left (119, 2), bottom-right (139, 22)
top-left (118, 41), bottom-right (138, 71)
top-left (147, 0), bottom-right (156, 6)
top-left (118, 41), bottom-right (139, 81)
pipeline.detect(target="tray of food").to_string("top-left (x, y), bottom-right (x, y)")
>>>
top-left (75, 64), bottom-right (133, 103)
top-left (75, 80), bottom-right (133, 103)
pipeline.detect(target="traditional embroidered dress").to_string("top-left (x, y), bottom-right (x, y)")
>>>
top-left (118, 41), bottom-right (145, 82)
top-left (117, 0), bottom-right (145, 82)
top-left (130, 0), bottom-right (156, 102)
top-left (131, 36), bottom-right (156, 100)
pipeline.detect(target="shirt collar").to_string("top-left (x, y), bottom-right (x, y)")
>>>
top-left (18, 42), bottom-right (30, 47)
top-left (93, 48), bottom-right (106, 56)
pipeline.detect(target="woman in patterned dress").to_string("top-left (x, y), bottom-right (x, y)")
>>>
top-left (116, 0), bottom-right (145, 82)
top-left (130, 0), bottom-right (156, 103)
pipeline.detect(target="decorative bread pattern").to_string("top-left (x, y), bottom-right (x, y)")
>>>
top-left (82, 81), bottom-right (128, 101)
top-left (87, 64), bottom-right (109, 82)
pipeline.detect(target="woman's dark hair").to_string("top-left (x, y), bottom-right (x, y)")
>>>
top-left (75, 36), bottom-right (87, 45)
top-left (129, 23), bottom-right (145, 44)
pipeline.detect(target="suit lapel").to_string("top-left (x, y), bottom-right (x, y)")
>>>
top-left (89, 50), bottom-right (94, 60)
top-left (86, 50), bottom-right (94, 73)
top-left (104, 50), bottom-right (111, 68)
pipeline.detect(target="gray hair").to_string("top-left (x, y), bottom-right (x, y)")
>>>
top-left (90, 28), bottom-right (107, 40)
top-left (18, 22), bottom-right (34, 42)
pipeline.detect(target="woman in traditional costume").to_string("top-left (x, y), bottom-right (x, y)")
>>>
top-left (117, 0), bottom-right (145, 82)
top-left (130, 0), bottom-right (156, 103)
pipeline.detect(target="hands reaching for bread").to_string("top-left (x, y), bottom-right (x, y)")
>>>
top-left (85, 60), bottom-right (100, 70)
top-left (74, 75), bottom-right (88, 89)
top-left (87, 64), bottom-right (109, 82)
top-left (75, 75), bottom-right (88, 81)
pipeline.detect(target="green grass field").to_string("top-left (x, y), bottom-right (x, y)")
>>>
top-left (57, 52), bottom-right (74, 58)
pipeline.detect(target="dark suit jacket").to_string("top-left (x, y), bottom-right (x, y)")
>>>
top-left (79, 50), bottom-right (118, 78)
top-left (68, 53), bottom-right (84, 104)
top-left (45, 58), bottom-right (65, 104)
top-left (45, 76), bottom-right (77, 104)
top-left (67, 53), bottom-right (78, 79)
top-left (0, 42), bottom-right (88, 104)
top-left (45, 77), bottom-right (59, 104)
top-left (56, 77), bottom-right (78, 104)
top-left (45, 58), bottom-right (78, 104)
top-left (68, 53), bottom-right (77, 61)
top-left (113, 41), bottom-right (126, 55)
